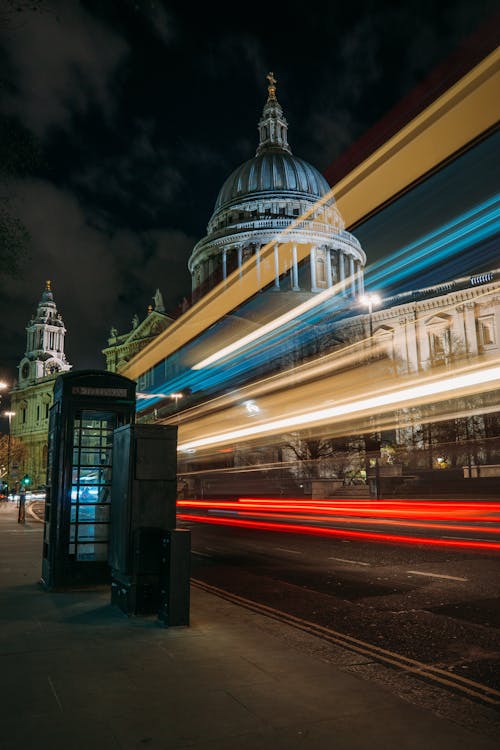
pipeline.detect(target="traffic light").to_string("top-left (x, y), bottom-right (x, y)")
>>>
top-left (21, 474), bottom-right (31, 488)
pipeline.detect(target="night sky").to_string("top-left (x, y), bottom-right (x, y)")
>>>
top-left (0, 0), bottom-right (497, 387)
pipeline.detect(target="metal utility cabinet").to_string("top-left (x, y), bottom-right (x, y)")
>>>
top-left (109, 423), bottom-right (190, 625)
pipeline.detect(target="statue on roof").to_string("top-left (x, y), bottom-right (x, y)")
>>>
top-left (153, 288), bottom-right (165, 313)
top-left (131, 314), bottom-right (139, 329)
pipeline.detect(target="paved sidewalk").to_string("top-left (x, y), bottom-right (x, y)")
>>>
top-left (0, 502), bottom-right (497, 750)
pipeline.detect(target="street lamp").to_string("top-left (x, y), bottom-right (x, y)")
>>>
top-left (360, 292), bottom-right (381, 340)
top-left (359, 293), bottom-right (381, 499)
top-left (3, 411), bottom-right (15, 499)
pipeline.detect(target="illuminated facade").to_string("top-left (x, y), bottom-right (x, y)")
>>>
top-left (118, 52), bottom-right (499, 494)
top-left (188, 73), bottom-right (365, 302)
top-left (10, 281), bottom-right (72, 488)
top-left (356, 273), bottom-right (500, 375)
top-left (102, 289), bottom-right (174, 381)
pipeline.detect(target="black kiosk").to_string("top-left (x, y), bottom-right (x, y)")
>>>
top-left (109, 423), bottom-right (190, 625)
top-left (41, 370), bottom-right (136, 590)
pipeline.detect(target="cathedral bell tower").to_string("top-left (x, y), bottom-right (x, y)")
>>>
top-left (10, 281), bottom-right (72, 490)
top-left (18, 280), bottom-right (71, 386)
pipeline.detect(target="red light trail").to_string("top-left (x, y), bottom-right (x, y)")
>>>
top-left (177, 498), bottom-right (500, 551)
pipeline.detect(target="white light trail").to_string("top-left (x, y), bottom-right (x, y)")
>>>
top-left (178, 365), bottom-right (500, 452)
top-left (191, 280), bottom-right (348, 369)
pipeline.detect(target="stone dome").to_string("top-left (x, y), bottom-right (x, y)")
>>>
top-left (188, 73), bottom-right (365, 304)
top-left (213, 151), bottom-right (332, 214)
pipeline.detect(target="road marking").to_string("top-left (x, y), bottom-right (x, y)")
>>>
top-left (328, 557), bottom-right (370, 566)
top-left (192, 550), bottom-right (213, 558)
top-left (192, 578), bottom-right (500, 707)
top-left (407, 570), bottom-right (468, 582)
top-left (274, 547), bottom-right (302, 554)
top-left (47, 676), bottom-right (63, 712)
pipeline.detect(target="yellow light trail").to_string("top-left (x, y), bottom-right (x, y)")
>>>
top-left (177, 363), bottom-right (500, 452)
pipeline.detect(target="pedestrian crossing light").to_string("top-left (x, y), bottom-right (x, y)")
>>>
top-left (21, 474), bottom-right (31, 487)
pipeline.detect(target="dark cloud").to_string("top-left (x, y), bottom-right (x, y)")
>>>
top-left (2, 0), bottom-right (128, 136)
top-left (3, 179), bottom-right (193, 370)
top-left (0, 0), bottom-right (497, 387)
top-left (73, 118), bottom-right (185, 222)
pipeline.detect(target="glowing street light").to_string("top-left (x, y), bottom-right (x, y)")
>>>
top-left (360, 293), bottom-right (381, 339)
top-left (3, 410), bottom-right (15, 498)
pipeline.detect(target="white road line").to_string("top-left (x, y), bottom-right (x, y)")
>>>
top-left (407, 570), bottom-right (468, 582)
top-left (47, 676), bottom-right (63, 712)
top-left (192, 550), bottom-right (213, 558)
top-left (274, 547), bottom-right (302, 554)
top-left (328, 557), bottom-right (370, 566)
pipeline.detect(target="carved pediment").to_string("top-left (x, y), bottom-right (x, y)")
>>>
top-left (425, 313), bottom-right (452, 328)
top-left (125, 312), bottom-right (169, 344)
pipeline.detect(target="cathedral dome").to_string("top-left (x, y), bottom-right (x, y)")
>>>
top-left (188, 73), bottom-right (365, 303)
top-left (213, 151), bottom-right (332, 214)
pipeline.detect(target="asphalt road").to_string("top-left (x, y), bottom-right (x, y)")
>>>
top-left (183, 519), bottom-right (500, 713)
top-left (21, 497), bottom-right (500, 733)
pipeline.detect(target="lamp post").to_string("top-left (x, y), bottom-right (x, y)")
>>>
top-left (360, 293), bottom-right (381, 499)
top-left (3, 411), bottom-right (15, 500)
top-left (360, 292), bottom-right (381, 342)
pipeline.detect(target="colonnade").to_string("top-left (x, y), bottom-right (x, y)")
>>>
top-left (193, 241), bottom-right (365, 298)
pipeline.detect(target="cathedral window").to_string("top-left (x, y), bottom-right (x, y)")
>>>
top-left (37, 405), bottom-right (40, 421)
top-left (45, 404), bottom-right (50, 419)
top-left (428, 326), bottom-right (450, 363)
top-left (22, 408), bottom-right (26, 424)
top-left (478, 315), bottom-right (496, 349)
top-left (293, 208), bottom-right (299, 216)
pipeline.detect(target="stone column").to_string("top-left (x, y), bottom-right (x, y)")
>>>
top-left (292, 244), bottom-right (299, 290)
top-left (237, 245), bottom-right (243, 278)
top-left (357, 261), bottom-right (365, 296)
top-left (256, 245), bottom-right (261, 289)
top-left (405, 314), bottom-right (419, 372)
top-left (222, 248), bottom-right (227, 280)
top-left (463, 302), bottom-right (478, 356)
top-left (274, 243), bottom-right (280, 289)
top-left (310, 246), bottom-right (317, 290)
top-left (417, 317), bottom-right (431, 365)
top-left (339, 251), bottom-right (345, 292)
top-left (326, 247), bottom-right (333, 287)
top-left (349, 255), bottom-right (356, 297)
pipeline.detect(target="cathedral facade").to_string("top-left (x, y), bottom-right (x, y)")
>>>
top-left (102, 288), bottom-right (174, 380)
top-left (10, 281), bottom-right (71, 489)
top-left (117, 69), bottom-right (499, 492)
